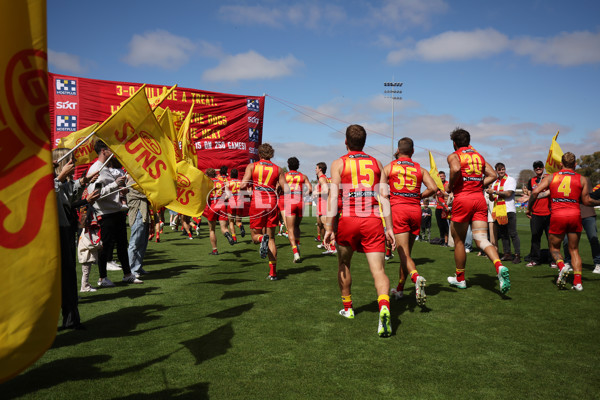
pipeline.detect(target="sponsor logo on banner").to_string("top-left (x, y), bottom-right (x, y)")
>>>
top-left (247, 99), bottom-right (260, 112)
top-left (55, 79), bottom-right (77, 95)
top-left (56, 115), bottom-right (77, 132)
top-left (56, 101), bottom-right (77, 110)
top-left (249, 128), bottom-right (259, 143)
top-left (248, 116), bottom-right (260, 125)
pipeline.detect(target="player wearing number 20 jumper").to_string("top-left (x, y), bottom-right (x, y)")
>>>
top-left (381, 137), bottom-right (437, 306)
top-left (240, 143), bottom-right (288, 280)
top-left (527, 152), bottom-right (600, 291)
top-left (324, 124), bottom-right (396, 338)
top-left (446, 128), bottom-right (510, 294)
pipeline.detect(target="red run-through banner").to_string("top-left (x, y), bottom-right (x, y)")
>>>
top-left (48, 73), bottom-right (264, 173)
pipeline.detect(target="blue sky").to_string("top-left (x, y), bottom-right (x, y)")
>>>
top-left (48, 0), bottom-right (600, 180)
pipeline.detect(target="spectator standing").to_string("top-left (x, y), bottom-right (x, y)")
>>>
top-left (523, 160), bottom-right (551, 267)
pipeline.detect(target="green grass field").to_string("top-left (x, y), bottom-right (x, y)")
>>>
top-left (3, 211), bottom-right (600, 399)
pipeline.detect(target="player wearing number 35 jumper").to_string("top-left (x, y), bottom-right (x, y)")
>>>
top-left (446, 128), bottom-right (510, 295)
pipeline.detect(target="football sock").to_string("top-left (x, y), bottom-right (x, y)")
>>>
top-left (317, 234), bottom-right (321, 241)
top-left (341, 295), bottom-right (353, 311)
top-left (456, 268), bottom-right (465, 282)
top-left (493, 259), bottom-right (503, 273)
top-left (292, 245), bottom-right (299, 255)
top-left (409, 270), bottom-right (420, 283)
top-left (269, 261), bottom-right (277, 277)
top-left (573, 273), bottom-right (582, 285)
top-left (232, 234), bottom-right (237, 241)
top-left (396, 278), bottom-right (405, 292)
top-left (385, 247), bottom-right (392, 257)
top-left (377, 294), bottom-right (390, 311)
top-left (557, 259), bottom-right (565, 269)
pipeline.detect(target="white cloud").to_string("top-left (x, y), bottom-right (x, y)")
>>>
top-left (513, 31), bottom-right (600, 67)
top-left (388, 28), bottom-right (600, 67)
top-left (122, 30), bottom-right (196, 69)
top-left (388, 28), bottom-right (509, 63)
top-left (202, 50), bottom-right (302, 82)
top-left (48, 49), bottom-right (89, 74)
top-left (368, 0), bottom-right (448, 29)
top-left (219, 3), bottom-right (346, 30)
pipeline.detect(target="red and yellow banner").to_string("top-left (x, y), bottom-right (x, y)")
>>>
top-left (49, 73), bottom-right (265, 173)
top-left (94, 85), bottom-right (178, 209)
top-left (0, 0), bottom-right (62, 383)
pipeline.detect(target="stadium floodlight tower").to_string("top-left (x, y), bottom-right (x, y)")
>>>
top-left (383, 81), bottom-right (403, 159)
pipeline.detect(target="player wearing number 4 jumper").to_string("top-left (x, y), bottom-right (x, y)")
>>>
top-left (241, 143), bottom-right (288, 280)
top-left (446, 128), bottom-right (511, 294)
top-left (324, 124), bottom-right (396, 338)
top-left (381, 137), bottom-right (437, 306)
top-left (526, 152), bottom-right (600, 291)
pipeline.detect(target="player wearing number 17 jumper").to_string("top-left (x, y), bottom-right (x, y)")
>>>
top-left (324, 124), bottom-right (396, 338)
top-left (446, 128), bottom-right (510, 294)
top-left (240, 143), bottom-right (288, 280)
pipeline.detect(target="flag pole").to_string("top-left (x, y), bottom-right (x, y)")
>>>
top-left (56, 130), bottom-right (96, 163)
top-left (98, 184), bottom-right (134, 200)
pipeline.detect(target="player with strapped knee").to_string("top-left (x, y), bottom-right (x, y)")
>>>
top-left (446, 128), bottom-right (511, 294)
top-left (324, 124), bottom-right (396, 338)
top-left (381, 137), bottom-right (437, 305)
top-left (526, 152), bottom-right (600, 291)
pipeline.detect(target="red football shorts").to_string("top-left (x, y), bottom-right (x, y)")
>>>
top-left (249, 191), bottom-right (280, 229)
top-left (549, 213), bottom-right (582, 235)
top-left (203, 199), bottom-right (222, 222)
top-left (336, 216), bottom-right (385, 253)
top-left (284, 195), bottom-right (304, 217)
top-left (391, 204), bottom-right (421, 235)
top-left (451, 195), bottom-right (487, 223)
top-left (318, 197), bottom-right (327, 217)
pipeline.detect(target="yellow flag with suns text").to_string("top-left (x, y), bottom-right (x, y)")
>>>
top-left (545, 131), bottom-right (563, 173)
top-left (56, 122), bottom-right (99, 165)
top-left (429, 151), bottom-right (445, 191)
top-left (166, 160), bottom-right (214, 217)
top-left (0, 0), bottom-right (62, 383)
top-left (94, 85), bottom-right (177, 209)
top-left (157, 107), bottom-right (183, 162)
top-left (179, 103), bottom-right (198, 168)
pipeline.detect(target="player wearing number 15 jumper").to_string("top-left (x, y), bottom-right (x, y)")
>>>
top-left (323, 124), bottom-right (395, 338)
top-left (446, 128), bottom-right (510, 294)
top-left (381, 137), bottom-right (437, 306)
top-left (240, 143), bottom-right (288, 280)
top-left (526, 152), bottom-right (600, 291)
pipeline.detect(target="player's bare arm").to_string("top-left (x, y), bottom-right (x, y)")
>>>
top-left (239, 162), bottom-right (254, 191)
top-left (581, 177), bottom-right (600, 207)
top-left (420, 169), bottom-right (437, 199)
top-left (378, 160), bottom-right (396, 250)
top-left (304, 174), bottom-right (313, 196)
top-left (482, 161), bottom-right (498, 188)
top-left (323, 158), bottom-right (342, 244)
top-left (446, 153), bottom-right (461, 193)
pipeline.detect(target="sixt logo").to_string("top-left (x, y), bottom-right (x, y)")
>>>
top-left (56, 101), bottom-right (77, 110)
top-left (55, 79), bottom-right (77, 95)
top-left (56, 115), bottom-right (77, 132)
top-left (247, 99), bottom-right (260, 112)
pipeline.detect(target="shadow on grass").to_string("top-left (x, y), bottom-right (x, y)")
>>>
top-left (142, 265), bottom-right (204, 280)
top-left (412, 257), bottom-right (436, 265)
top-left (114, 382), bottom-right (210, 400)
top-left (181, 322), bottom-right (234, 365)
top-left (204, 278), bottom-right (254, 285)
top-left (52, 304), bottom-right (169, 349)
top-left (221, 290), bottom-right (271, 300)
top-left (230, 248), bottom-right (256, 257)
top-left (112, 382), bottom-right (210, 400)
top-left (79, 287), bottom-right (161, 303)
top-left (2, 352), bottom-right (176, 399)
top-left (211, 270), bottom-right (248, 275)
top-left (206, 302), bottom-right (254, 319)
top-left (278, 264), bottom-right (321, 278)
top-left (469, 273), bottom-right (512, 299)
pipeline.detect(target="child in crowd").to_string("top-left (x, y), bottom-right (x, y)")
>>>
top-left (420, 199), bottom-right (432, 243)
